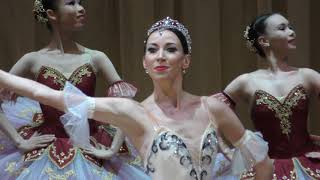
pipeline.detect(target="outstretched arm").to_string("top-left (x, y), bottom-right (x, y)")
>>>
top-left (207, 96), bottom-right (273, 180)
top-left (0, 70), bottom-right (151, 150)
top-left (0, 70), bottom-right (65, 111)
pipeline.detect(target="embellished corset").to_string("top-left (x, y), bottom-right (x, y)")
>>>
top-left (18, 63), bottom-right (114, 169)
top-left (251, 85), bottom-right (316, 158)
top-left (36, 63), bottom-right (97, 136)
top-left (145, 125), bottom-right (218, 180)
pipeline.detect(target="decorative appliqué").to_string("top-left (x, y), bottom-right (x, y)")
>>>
top-left (146, 127), bottom-right (218, 180)
top-left (44, 167), bottom-right (75, 180)
top-left (255, 85), bottom-right (306, 137)
top-left (40, 64), bottom-right (93, 90)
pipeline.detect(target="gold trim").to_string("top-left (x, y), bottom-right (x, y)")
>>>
top-left (255, 86), bottom-right (306, 137)
top-left (47, 144), bottom-right (77, 169)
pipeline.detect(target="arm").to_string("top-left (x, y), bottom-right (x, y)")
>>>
top-left (301, 68), bottom-right (320, 96)
top-left (0, 70), bottom-right (65, 112)
top-left (207, 97), bottom-right (273, 180)
top-left (224, 73), bottom-right (249, 104)
top-left (0, 112), bottom-right (25, 146)
top-left (0, 112), bottom-right (55, 152)
top-left (0, 70), bottom-right (150, 150)
top-left (91, 51), bottom-right (134, 156)
top-left (91, 50), bottom-right (121, 84)
top-left (0, 53), bottom-right (36, 102)
top-left (9, 52), bottom-right (35, 78)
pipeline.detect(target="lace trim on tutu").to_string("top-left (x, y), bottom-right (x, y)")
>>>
top-left (107, 81), bottom-right (137, 98)
top-left (60, 82), bottom-right (95, 149)
top-left (231, 130), bottom-right (268, 175)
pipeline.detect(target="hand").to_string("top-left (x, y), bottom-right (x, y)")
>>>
top-left (17, 131), bottom-right (55, 152)
top-left (82, 143), bottom-right (116, 160)
top-left (0, 88), bottom-right (18, 102)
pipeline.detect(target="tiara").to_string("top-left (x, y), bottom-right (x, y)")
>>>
top-left (33, 0), bottom-right (48, 23)
top-left (147, 17), bottom-right (192, 54)
top-left (243, 26), bottom-right (257, 53)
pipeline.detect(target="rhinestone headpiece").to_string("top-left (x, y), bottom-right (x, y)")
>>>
top-left (33, 0), bottom-right (48, 24)
top-left (147, 17), bottom-right (192, 54)
top-left (243, 26), bottom-right (257, 53)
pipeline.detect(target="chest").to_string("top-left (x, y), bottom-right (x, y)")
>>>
top-left (146, 126), bottom-right (219, 180)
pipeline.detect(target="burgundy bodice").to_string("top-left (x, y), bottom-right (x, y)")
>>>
top-left (19, 63), bottom-right (114, 168)
top-left (251, 85), bottom-right (317, 159)
top-left (35, 64), bottom-right (98, 137)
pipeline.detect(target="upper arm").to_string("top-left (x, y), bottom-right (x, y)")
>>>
top-left (91, 51), bottom-right (121, 84)
top-left (9, 52), bottom-right (36, 78)
top-left (207, 97), bottom-right (245, 145)
top-left (301, 68), bottom-right (320, 95)
top-left (92, 98), bottom-right (151, 139)
top-left (224, 74), bottom-right (249, 104)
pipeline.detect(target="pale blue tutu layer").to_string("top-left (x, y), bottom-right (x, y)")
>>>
top-left (17, 150), bottom-right (118, 180)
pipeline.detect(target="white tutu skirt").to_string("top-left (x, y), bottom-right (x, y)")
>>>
top-left (0, 96), bottom-right (150, 180)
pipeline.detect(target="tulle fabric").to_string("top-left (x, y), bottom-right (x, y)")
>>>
top-left (62, 82), bottom-right (150, 180)
top-left (107, 81), bottom-right (137, 98)
top-left (17, 150), bottom-right (118, 180)
top-left (0, 97), bottom-right (39, 179)
top-left (212, 153), bottom-right (238, 180)
top-left (106, 138), bottom-right (149, 180)
top-left (1, 97), bottom-right (41, 128)
top-left (231, 130), bottom-right (269, 175)
top-left (60, 82), bottom-right (95, 149)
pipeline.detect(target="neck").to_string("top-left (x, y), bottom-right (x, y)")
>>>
top-left (152, 76), bottom-right (184, 109)
top-left (265, 50), bottom-right (290, 73)
top-left (48, 29), bottom-right (80, 54)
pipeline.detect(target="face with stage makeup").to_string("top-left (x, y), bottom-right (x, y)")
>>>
top-left (245, 13), bottom-right (296, 58)
top-left (143, 29), bottom-right (191, 82)
top-left (34, 0), bottom-right (86, 32)
top-left (262, 14), bottom-right (296, 53)
top-left (49, 0), bottom-right (86, 31)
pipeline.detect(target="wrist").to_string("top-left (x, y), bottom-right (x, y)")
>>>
top-left (109, 146), bottom-right (117, 153)
top-left (14, 136), bottom-right (24, 147)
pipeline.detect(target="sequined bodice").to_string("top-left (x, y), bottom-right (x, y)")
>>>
top-left (35, 63), bottom-right (97, 137)
top-left (251, 85), bottom-right (315, 158)
top-left (145, 125), bottom-right (218, 180)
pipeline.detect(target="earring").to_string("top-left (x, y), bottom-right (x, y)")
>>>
top-left (145, 69), bottom-right (149, 74)
top-left (182, 69), bottom-right (186, 74)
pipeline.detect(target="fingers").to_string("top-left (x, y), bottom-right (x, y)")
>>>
top-left (31, 132), bottom-right (54, 138)
top-left (0, 89), bottom-right (16, 101)
top-left (29, 133), bottom-right (56, 144)
top-left (10, 92), bottom-right (18, 102)
top-left (34, 138), bottom-right (55, 144)
top-left (34, 143), bottom-right (50, 148)
top-left (82, 149), bottom-right (94, 155)
top-left (97, 143), bottom-right (107, 150)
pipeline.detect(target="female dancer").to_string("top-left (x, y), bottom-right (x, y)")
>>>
top-left (0, 0), bottom-right (147, 179)
top-left (223, 13), bottom-right (320, 179)
top-left (0, 17), bottom-right (273, 180)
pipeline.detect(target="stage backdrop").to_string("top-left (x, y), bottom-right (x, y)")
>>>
top-left (1, 0), bottom-right (320, 133)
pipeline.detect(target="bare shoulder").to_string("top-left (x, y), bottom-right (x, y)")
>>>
top-left (206, 96), bottom-right (230, 115)
top-left (141, 95), bottom-right (153, 106)
top-left (226, 73), bottom-right (250, 89)
top-left (9, 51), bottom-right (39, 75)
top-left (224, 73), bottom-right (251, 101)
top-left (17, 51), bottom-right (39, 64)
top-left (89, 50), bottom-right (111, 63)
top-left (299, 67), bottom-right (319, 77)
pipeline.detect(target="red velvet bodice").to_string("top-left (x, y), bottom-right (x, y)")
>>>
top-left (251, 85), bottom-right (319, 159)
